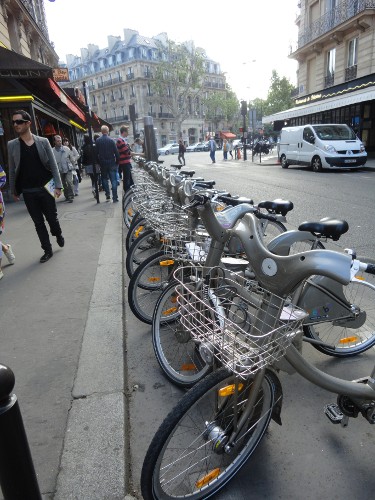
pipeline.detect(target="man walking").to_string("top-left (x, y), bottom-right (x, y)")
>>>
top-left (53, 135), bottom-right (75, 202)
top-left (95, 126), bottom-right (120, 202)
top-left (208, 136), bottom-right (216, 164)
top-left (7, 110), bottom-right (65, 263)
top-left (116, 126), bottom-right (134, 193)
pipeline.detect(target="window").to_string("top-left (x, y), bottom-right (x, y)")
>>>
top-left (327, 48), bottom-right (336, 76)
top-left (303, 127), bottom-right (314, 143)
top-left (348, 37), bottom-right (358, 67)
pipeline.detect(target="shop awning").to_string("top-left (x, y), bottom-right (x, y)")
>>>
top-left (0, 46), bottom-right (53, 78)
top-left (47, 79), bottom-right (86, 122)
top-left (220, 131), bottom-right (236, 139)
top-left (263, 85), bottom-right (375, 124)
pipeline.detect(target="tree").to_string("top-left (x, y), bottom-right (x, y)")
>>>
top-left (204, 86), bottom-right (239, 132)
top-left (262, 70), bottom-right (295, 116)
top-left (152, 39), bottom-right (207, 138)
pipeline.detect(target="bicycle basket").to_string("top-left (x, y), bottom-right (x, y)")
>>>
top-left (173, 266), bottom-right (308, 378)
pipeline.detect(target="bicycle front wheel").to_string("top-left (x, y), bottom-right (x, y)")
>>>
top-left (304, 256), bottom-right (375, 357)
top-left (128, 251), bottom-right (175, 324)
top-left (126, 229), bottom-right (163, 278)
top-left (141, 368), bottom-right (276, 500)
top-left (152, 281), bottom-right (211, 388)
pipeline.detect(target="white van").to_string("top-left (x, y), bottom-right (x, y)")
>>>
top-left (278, 124), bottom-right (367, 172)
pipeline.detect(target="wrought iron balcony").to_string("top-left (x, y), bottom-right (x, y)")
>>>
top-left (345, 65), bottom-right (357, 81)
top-left (295, 0), bottom-right (375, 51)
top-left (144, 72), bottom-right (153, 78)
top-left (324, 73), bottom-right (335, 88)
top-left (126, 73), bottom-right (135, 80)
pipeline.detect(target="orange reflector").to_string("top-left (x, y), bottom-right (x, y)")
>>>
top-left (148, 277), bottom-right (161, 283)
top-left (181, 363), bottom-right (197, 371)
top-left (339, 336), bottom-right (359, 344)
top-left (162, 307), bottom-right (178, 316)
top-left (218, 383), bottom-right (244, 397)
top-left (160, 260), bottom-right (174, 266)
top-left (196, 468), bottom-right (221, 488)
top-left (127, 208), bottom-right (134, 217)
top-left (134, 226), bottom-right (144, 238)
top-left (171, 295), bottom-right (177, 303)
top-left (355, 275), bottom-right (365, 281)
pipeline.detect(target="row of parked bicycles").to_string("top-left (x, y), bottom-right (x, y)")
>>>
top-left (123, 156), bottom-right (375, 500)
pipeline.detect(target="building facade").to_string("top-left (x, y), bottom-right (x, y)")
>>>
top-left (64, 30), bottom-right (228, 146)
top-left (263, 0), bottom-right (375, 152)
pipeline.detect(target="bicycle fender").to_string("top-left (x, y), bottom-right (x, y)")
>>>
top-left (266, 368), bottom-right (283, 426)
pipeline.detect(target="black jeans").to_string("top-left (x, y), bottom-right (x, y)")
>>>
top-left (23, 189), bottom-right (62, 252)
top-left (122, 163), bottom-right (134, 193)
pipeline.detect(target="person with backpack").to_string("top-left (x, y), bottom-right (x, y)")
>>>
top-left (208, 136), bottom-right (216, 164)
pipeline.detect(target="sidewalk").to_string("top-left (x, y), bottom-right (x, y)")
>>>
top-left (0, 178), bottom-right (133, 499)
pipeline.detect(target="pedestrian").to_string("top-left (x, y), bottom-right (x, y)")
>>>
top-left (223, 139), bottom-right (228, 161)
top-left (116, 125), bottom-right (134, 193)
top-left (7, 110), bottom-right (64, 263)
top-left (63, 138), bottom-right (81, 196)
top-left (229, 140), bottom-right (233, 159)
top-left (81, 134), bottom-right (99, 198)
top-left (0, 164), bottom-right (15, 279)
top-left (178, 139), bottom-right (186, 166)
top-left (208, 136), bottom-right (216, 164)
top-left (131, 138), bottom-right (145, 155)
top-left (53, 135), bottom-right (75, 202)
top-left (95, 125), bottom-right (120, 202)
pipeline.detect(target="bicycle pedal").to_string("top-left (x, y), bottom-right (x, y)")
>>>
top-left (324, 403), bottom-right (344, 424)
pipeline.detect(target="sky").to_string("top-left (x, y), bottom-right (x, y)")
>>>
top-left (44, 0), bottom-right (299, 101)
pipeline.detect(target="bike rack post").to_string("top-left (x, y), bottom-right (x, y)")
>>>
top-left (144, 116), bottom-right (158, 162)
top-left (0, 364), bottom-right (42, 499)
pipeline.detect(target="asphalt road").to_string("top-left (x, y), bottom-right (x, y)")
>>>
top-left (126, 151), bottom-right (375, 500)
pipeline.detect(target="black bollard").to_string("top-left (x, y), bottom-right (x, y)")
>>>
top-left (0, 364), bottom-right (41, 499)
top-left (143, 116), bottom-right (158, 162)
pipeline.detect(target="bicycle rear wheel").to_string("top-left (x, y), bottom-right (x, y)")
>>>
top-left (152, 281), bottom-right (211, 388)
top-left (141, 368), bottom-right (276, 500)
top-left (303, 256), bottom-right (375, 357)
top-left (125, 214), bottom-right (148, 251)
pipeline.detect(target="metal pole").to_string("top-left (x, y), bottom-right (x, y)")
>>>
top-left (143, 116), bottom-right (158, 162)
top-left (0, 364), bottom-right (42, 499)
top-left (243, 112), bottom-right (247, 161)
top-left (82, 81), bottom-right (99, 203)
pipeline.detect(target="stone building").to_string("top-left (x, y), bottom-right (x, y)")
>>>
top-left (64, 29), bottom-right (228, 146)
top-left (263, 0), bottom-right (375, 152)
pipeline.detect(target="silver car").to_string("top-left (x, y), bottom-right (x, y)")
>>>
top-left (157, 143), bottom-right (179, 155)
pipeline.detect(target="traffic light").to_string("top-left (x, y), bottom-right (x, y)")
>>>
top-left (240, 100), bottom-right (247, 116)
top-left (239, 127), bottom-right (243, 133)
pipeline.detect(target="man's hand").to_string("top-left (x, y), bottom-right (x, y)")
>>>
top-left (54, 188), bottom-right (62, 198)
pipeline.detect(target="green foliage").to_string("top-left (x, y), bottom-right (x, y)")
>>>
top-left (152, 39), bottom-right (206, 135)
top-left (204, 86), bottom-right (239, 130)
top-left (262, 70), bottom-right (295, 116)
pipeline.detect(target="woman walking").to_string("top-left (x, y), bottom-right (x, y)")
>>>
top-left (0, 165), bottom-right (15, 280)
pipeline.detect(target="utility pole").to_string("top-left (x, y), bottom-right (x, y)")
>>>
top-left (240, 100), bottom-right (248, 161)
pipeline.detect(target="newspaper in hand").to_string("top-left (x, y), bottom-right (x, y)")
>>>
top-left (44, 178), bottom-right (61, 198)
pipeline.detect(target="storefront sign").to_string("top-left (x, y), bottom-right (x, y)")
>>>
top-left (0, 68), bottom-right (52, 78)
top-left (52, 68), bottom-right (70, 82)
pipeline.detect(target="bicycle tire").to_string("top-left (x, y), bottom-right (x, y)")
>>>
top-left (128, 251), bottom-right (175, 324)
top-left (123, 193), bottom-right (137, 229)
top-left (152, 280), bottom-right (211, 388)
top-left (126, 229), bottom-right (163, 278)
top-left (125, 214), bottom-right (148, 251)
top-left (141, 368), bottom-right (276, 500)
top-left (303, 256), bottom-right (375, 357)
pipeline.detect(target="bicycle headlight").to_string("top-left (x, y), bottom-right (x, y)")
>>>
top-left (183, 180), bottom-right (193, 197)
top-left (324, 144), bottom-right (337, 153)
top-left (170, 174), bottom-right (177, 186)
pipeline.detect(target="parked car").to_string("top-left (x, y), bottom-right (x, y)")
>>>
top-left (278, 124), bottom-right (367, 171)
top-left (157, 143), bottom-right (179, 155)
top-left (186, 142), bottom-right (202, 152)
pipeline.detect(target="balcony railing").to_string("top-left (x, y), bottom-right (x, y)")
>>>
top-left (158, 113), bottom-right (174, 118)
top-left (144, 72), bottom-right (153, 78)
top-left (297, 0), bottom-right (375, 49)
top-left (324, 73), bottom-right (335, 88)
top-left (109, 114), bottom-right (129, 123)
top-left (126, 73), bottom-right (135, 80)
top-left (345, 64), bottom-right (358, 81)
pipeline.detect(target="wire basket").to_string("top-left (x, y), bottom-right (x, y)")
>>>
top-left (163, 229), bottom-right (211, 262)
top-left (173, 266), bottom-right (308, 378)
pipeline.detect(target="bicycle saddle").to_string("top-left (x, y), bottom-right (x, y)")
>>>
top-left (179, 170), bottom-right (196, 177)
top-left (170, 164), bottom-right (182, 169)
top-left (217, 195), bottom-right (254, 206)
top-left (258, 199), bottom-right (294, 216)
top-left (298, 217), bottom-right (349, 241)
top-left (194, 180), bottom-right (216, 189)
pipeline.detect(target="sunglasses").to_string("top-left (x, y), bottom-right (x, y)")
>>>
top-left (12, 119), bottom-right (29, 125)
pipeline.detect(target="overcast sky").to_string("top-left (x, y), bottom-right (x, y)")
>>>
top-left (44, 0), bottom-right (299, 101)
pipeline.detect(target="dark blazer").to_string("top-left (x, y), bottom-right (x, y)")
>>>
top-left (7, 135), bottom-right (62, 195)
top-left (95, 134), bottom-right (120, 169)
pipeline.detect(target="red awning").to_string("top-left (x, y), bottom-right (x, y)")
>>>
top-left (220, 131), bottom-right (236, 139)
top-left (47, 78), bottom-right (86, 122)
